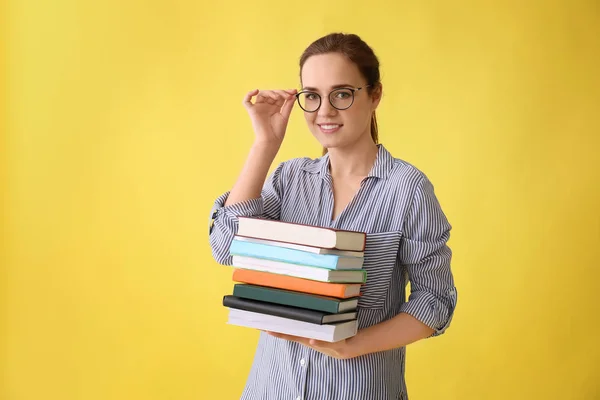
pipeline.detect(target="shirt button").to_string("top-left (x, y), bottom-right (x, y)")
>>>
top-left (296, 397), bottom-right (302, 400)
top-left (300, 358), bottom-right (306, 366)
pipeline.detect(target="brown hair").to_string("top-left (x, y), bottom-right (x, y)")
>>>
top-left (299, 33), bottom-right (381, 155)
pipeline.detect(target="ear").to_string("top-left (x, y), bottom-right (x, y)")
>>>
top-left (371, 83), bottom-right (383, 110)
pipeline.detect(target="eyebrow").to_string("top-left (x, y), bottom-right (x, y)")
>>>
top-left (301, 84), bottom-right (356, 91)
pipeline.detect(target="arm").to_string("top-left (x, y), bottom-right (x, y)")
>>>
top-left (397, 176), bottom-right (457, 337)
top-left (345, 312), bottom-right (435, 356)
top-left (208, 143), bottom-right (284, 265)
top-left (350, 176), bottom-right (457, 354)
top-left (268, 176), bottom-right (458, 358)
top-left (208, 88), bottom-right (296, 265)
top-left (224, 142), bottom-right (280, 207)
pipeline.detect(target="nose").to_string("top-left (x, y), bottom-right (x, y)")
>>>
top-left (317, 98), bottom-right (337, 117)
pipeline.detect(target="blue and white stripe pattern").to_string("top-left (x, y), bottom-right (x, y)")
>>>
top-left (209, 144), bottom-right (457, 400)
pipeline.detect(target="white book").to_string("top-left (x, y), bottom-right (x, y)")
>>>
top-left (227, 308), bottom-right (358, 342)
top-left (232, 255), bottom-right (367, 283)
top-left (234, 235), bottom-right (364, 258)
top-left (237, 217), bottom-right (366, 251)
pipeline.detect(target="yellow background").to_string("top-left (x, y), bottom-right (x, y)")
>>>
top-left (3, 1), bottom-right (599, 399)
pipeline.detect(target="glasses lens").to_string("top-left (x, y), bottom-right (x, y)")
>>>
top-left (298, 92), bottom-right (320, 112)
top-left (330, 89), bottom-right (354, 110)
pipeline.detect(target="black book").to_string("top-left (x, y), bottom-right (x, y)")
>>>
top-left (222, 295), bottom-right (357, 325)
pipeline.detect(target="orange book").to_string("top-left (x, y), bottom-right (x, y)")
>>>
top-left (232, 269), bottom-right (361, 299)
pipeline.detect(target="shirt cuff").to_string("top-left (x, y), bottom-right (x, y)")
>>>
top-left (399, 287), bottom-right (458, 337)
top-left (208, 191), bottom-right (264, 233)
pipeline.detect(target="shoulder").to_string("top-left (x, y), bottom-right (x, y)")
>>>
top-left (391, 157), bottom-right (427, 182)
top-left (382, 146), bottom-right (430, 190)
top-left (283, 155), bottom-right (321, 169)
top-left (273, 154), bottom-right (324, 178)
top-left (382, 148), bottom-right (445, 215)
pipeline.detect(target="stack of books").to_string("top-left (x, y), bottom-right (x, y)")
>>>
top-left (222, 216), bottom-right (367, 343)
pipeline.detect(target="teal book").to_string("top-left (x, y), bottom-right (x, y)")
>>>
top-left (233, 284), bottom-right (359, 314)
top-left (229, 238), bottom-right (363, 270)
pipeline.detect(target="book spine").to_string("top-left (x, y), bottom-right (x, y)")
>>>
top-left (233, 284), bottom-right (341, 314)
top-left (223, 295), bottom-right (325, 325)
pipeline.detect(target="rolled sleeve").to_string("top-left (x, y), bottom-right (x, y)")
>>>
top-left (209, 192), bottom-right (264, 231)
top-left (398, 176), bottom-right (458, 337)
top-left (208, 162), bottom-right (284, 265)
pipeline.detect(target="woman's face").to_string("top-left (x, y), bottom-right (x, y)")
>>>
top-left (299, 52), bottom-right (380, 151)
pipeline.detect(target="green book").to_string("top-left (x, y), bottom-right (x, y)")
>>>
top-left (232, 284), bottom-right (359, 314)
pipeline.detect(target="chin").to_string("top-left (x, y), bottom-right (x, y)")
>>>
top-left (315, 136), bottom-right (343, 149)
top-left (311, 127), bottom-right (364, 150)
top-left (317, 133), bottom-right (359, 149)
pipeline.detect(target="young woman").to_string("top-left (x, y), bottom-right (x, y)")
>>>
top-left (209, 32), bottom-right (458, 400)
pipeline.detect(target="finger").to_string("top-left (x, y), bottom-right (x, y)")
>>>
top-left (273, 90), bottom-right (292, 99)
top-left (277, 89), bottom-right (298, 104)
top-left (280, 93), bottom-right (296, 119)
top-left (256, 91), bottom-right (277, 105)
top-left (271, 90), bottom-right (286, 103)
top-left (254, 90), bottom-right (269, 103)
top-left (266, 331), bottom-right (298, 341)
top-left (265, 91), bottom-right (285, 107)
top-left (243, 89), bottom-right (259, 108)
top-left (308, 338), bottom-right (330, 347)
top-left (255, 90), bottom-right (276, 100)
top-left (266, 331), bottom-right (310, 345)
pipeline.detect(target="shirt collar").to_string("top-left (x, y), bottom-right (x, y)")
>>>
top-left (301, 144), bottom-right (394, 180)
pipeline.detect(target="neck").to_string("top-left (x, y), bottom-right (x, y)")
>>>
top-left (326, 136), bottom-right (379, 178)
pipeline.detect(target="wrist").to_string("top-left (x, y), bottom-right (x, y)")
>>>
top-left (251, 140), bottom-right (281, 156)
top-left (345, 331), bottom-right (367, 358)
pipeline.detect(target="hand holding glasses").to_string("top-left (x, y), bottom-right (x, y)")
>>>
top-left (241, 85), bottom-right (371, 147)
top-left (243, 88), bottom-right (298, 147)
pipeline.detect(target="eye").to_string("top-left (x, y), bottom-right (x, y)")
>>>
top-left (334, 90), bottom-right (351, 99)
top-left (303, 92), bottom-right (318, 101)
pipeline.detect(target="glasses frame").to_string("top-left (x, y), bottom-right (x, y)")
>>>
top-left (295, 85), bottom-right (372, 113)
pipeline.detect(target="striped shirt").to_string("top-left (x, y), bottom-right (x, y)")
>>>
top-left (208, 144), bottom-right (457, 400)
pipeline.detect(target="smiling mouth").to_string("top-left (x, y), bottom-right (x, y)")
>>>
top-left (318, 124), bottom-right (342, 133)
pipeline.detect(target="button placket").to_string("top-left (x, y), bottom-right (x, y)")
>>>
top-left (298, 349), bottom-right (309, 400)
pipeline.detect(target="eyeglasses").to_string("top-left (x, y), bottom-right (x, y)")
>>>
top-left (295, 85), bottom-right (371, 113)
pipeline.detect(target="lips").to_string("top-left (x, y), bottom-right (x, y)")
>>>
top-left (318, 124), bottom-right (342, 134)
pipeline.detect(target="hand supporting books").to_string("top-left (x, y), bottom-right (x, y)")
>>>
top-left (262, 330), bottom-right (358, 360)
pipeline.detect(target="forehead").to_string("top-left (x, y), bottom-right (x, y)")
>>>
top-left (301, 53), bottom-right (364, 90)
